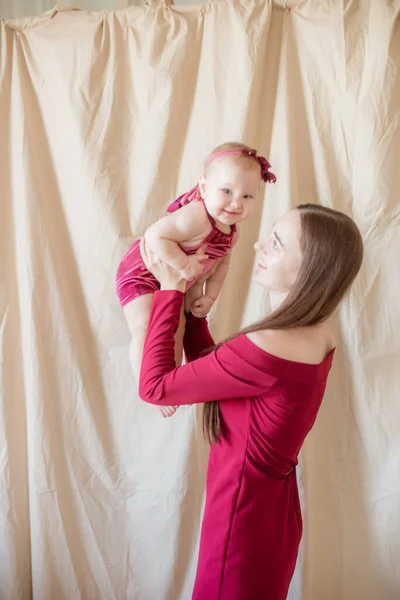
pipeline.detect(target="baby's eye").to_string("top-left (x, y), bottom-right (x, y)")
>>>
top-left (273, 239), bottom-right (279, 249)
top-left (222, 189), bottom-right (231, 194)
top-left (244, 194), bottom-right (253, 199)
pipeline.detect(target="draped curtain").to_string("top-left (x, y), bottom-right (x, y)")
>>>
top-left (1, 1), bottom-right (399, 598)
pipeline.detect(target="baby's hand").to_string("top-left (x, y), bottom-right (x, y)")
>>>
top-left (179, 254), bottom-right (206, 282)
top-left (191, 294), bottom-right (215, 317)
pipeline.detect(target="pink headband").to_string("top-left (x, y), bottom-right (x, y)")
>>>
top-left (205, 148), bottom-right (277, 183)
top-left (167, 148), bottom-right (276, 214)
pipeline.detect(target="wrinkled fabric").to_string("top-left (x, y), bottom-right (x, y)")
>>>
top-left (0, 1), bottom-right (399, 599)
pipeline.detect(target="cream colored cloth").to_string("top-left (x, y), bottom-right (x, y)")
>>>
top-left (1, 1), bottom-right (140, 20)
top-left (0, 1), bottom-right (399, 598)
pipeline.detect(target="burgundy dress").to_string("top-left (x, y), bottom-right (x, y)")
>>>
top-left (139, 291), bottom-right (335, 600)
top-left (115, 198), bottom-right (236, 307)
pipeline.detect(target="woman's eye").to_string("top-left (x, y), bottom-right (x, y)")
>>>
top-left (223, 189), bottom-right (231, 194)
top-left (273, 239), bottom-right (279, 249)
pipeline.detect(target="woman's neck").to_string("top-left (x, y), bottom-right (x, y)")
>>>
top-left (269, 290), bottom-right (289, 312)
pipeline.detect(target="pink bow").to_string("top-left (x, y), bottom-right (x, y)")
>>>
top-left (242, 149), bottom-right (277, 183)
top-left (257, 156), bottom-right (277, 183)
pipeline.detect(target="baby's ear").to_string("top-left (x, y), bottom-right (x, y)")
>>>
top-left (198, 175), bottom-right (207, 199)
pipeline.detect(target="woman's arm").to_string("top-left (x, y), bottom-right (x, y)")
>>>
top-left (138, 290), bottom-right (276, 406)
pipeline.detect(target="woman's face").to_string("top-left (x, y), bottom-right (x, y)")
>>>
top-left (254, 209), bottom-right (303, 293)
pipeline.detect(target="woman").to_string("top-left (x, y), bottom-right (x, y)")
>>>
top-left (138, 203), bottom-right (363, 600)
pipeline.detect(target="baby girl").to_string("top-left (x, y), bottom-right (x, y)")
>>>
top-left (116, 141), bottom-right (276, 416)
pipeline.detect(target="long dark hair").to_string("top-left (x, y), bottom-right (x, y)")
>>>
top-left (203, 203), bottom-right (364, 444)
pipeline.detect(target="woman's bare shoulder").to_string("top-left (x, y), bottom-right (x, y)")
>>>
top-left (246, 325), bottom-right (336, 365)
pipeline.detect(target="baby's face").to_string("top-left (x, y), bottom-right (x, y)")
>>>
top-left (200, 157), bottom-right (261, 226)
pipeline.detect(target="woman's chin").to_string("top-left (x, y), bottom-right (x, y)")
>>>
top-left (253, 269), bottom-right (270, 289)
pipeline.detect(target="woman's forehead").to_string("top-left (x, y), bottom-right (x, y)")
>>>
top-left (275, 210), bottom-right (302, 247)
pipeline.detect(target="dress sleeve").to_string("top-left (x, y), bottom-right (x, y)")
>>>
top-left (183, 312), bottom-right (215, 362)
top-left (139, 290), bottom-right (276, 406)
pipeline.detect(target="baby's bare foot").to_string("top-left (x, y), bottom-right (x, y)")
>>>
top-left (158, 406), bottom-right (179, 418)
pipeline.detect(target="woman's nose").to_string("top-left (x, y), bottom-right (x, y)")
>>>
top-left (254, 240), bottom-right (268, 252)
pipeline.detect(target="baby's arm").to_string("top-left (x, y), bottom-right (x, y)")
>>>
top-left (204, 254), bottom-right (231, 301)
top-left (190, 254), bottom-right (231, 317)
top-left (190, 229), bottom-right (239, 317)
top-left (145, 202), bottom-right (209, 280)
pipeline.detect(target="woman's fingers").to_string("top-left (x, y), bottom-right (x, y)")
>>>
top-left (139, 237), bottom-right (150, 268)
top-left (195, 244), bottom-right (208, 262)
top-left (140, 237), bottom-right (158, 269)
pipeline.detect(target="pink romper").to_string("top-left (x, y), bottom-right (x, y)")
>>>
top-left (116, 196), bottom-right (237, 308)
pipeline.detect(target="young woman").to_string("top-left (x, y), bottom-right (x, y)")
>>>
top-left (138, 204), bottom-right (363, 600)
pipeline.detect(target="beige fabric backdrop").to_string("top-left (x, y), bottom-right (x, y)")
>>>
top-left (1, 0), bottom-right (399, 598)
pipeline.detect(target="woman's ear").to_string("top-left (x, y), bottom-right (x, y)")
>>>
top-left (199, 175), bottom-right (207, 199)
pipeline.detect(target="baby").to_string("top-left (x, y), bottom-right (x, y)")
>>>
top-left (116, 141), bottom-right (276, 417)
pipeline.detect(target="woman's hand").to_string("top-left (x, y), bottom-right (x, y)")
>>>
top-left (179, 254), bottom-right (207, 282)
top-left (140, 238), bottom-right (207, 292)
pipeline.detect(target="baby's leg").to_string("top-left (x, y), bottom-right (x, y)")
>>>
top-left (159, 306), bottom-right (186, 418)
top-left (161, 266), bottom-right (221, 418)
top-left (123, 293), bottom-right (154, 382)
top-left (124, 293), bottom-right (184, 418)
